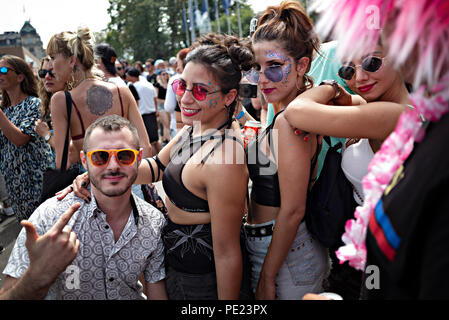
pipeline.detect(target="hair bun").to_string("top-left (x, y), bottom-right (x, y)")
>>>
top-left (77, 27), bottom-right (94, 43)
top-left (225, 39), bottom-right (255, 72)
top-left (191, 33), bottom-right (255, 72)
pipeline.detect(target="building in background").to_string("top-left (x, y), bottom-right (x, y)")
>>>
top-left (0, 20), bottom-right (45, 71)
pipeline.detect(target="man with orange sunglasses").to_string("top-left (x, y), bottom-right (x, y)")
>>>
top-left (0, 115), bottom-right (167, 300)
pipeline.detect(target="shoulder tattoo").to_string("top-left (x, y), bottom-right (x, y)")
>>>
top-left (86, 85), bottom-right (113, 116)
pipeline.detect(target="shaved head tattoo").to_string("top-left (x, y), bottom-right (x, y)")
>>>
top-left (86, 85), bottom-right (113, 116)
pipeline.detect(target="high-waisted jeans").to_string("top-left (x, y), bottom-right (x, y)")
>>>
top-left (245, 220), bottom-right (330, 299)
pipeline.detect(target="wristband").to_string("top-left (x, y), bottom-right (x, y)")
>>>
top-left (236, 107), bottom-right (246, 120)
top-left (319, 80), bottom-right (341, 100)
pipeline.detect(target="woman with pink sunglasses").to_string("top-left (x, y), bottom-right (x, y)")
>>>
top-left (62, 33), bottom-right (255, 300)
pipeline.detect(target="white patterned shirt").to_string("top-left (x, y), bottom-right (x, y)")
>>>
top-left (3, 191), bottom-right (166, 300)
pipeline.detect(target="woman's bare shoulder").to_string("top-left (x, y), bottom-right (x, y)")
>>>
top-left (49, 91), bottom-right (67, 111)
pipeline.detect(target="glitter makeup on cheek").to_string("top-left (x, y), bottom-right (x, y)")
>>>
top-left (209, 97), bottom-right (219, 108)
top-left (265, 50), bottom-right (288, 62)
top-left (264, 50), bottom-right (292, 87)
top-left (209, 85), bottom-right (220, 108)
top-left (281, 62), bottom-right (292, 87)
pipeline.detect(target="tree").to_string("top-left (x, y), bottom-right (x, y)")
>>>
top-left (104, 0), bottom-right (255, 62)
top-left (211, 1), bottom-right (254, 37)
top-left (105, 0), bottom-right (185, 62)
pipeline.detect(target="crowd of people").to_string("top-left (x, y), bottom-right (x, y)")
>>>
top-left (0, 0), bottom-right (448, 301)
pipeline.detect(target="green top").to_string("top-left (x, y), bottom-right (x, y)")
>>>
top-left (266, 103), bottom-right (275, 127)
top-left (308, 41), bottom-right (353, 178)
top-left (265, 41), bottom-right (354, 178)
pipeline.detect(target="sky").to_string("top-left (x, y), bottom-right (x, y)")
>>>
top-left (0, 0), bottom-right (284, 50)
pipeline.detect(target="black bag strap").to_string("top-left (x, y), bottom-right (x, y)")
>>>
top-left (308, 136), bottom-right (322, 185)
top-left (323, 136), bottom-right (332, 147)
top-left (60, 91), bottom-right (72, 172)
top-left (324, 135), bottom-right (343, 152)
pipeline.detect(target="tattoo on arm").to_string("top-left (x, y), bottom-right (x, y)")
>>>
top-left (86, 85), bottom-right (113, 116)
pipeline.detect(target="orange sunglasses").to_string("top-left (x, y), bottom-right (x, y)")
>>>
top-left (86, 149), bottom-right (140, 167)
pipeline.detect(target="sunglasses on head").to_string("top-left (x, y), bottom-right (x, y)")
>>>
top-left (0, 66), bottom-right (17, 75)
top-left (86, 149), bottom-right (140, 167)
top-left (38, 69), bottom-right (55, 79)
top-left (172, 79), bottom-right (220, 101)
top-left (338, 56), bottom-right (384, 81)
top-left (244, 65), bottom-right (285, 84)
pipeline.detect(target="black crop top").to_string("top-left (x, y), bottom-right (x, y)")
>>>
top-left (246, 110), bottom-right (319, 207)
top-left (163, 122), bottom-right (244, 213)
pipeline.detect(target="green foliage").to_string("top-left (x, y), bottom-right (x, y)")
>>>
top-left (211, 1), bottom-right (254, 38)
top-left (105, 0), bottom-right (183, 62)
top-left (105, 0), bottom-right (255, 62)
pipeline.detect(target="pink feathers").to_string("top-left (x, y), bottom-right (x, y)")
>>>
top-left (312, 0), bottom-right (449, 270)
top-left (313, 0), bottom-right (449, 90)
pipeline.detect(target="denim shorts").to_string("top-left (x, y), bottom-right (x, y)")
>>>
top-left (245, 220), bottom-right (330, 300)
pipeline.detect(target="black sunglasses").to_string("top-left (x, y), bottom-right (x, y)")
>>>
top-left (38, 69), bottom-right (55, 79)
top-left (0, 66), bottom-right (17, 75)
top-left (338, 56), bottom-right (384, 81)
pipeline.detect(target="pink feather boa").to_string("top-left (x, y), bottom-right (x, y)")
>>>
top-left (336, 73), bottom-right (449, 270)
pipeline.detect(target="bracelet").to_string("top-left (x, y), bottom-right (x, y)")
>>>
top-left (236, 107), bottom-right (246, 120)
top-left (319, 80), bottom-right (341, 100)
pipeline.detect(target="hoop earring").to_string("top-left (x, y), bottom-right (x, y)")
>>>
top-left (295, 78), bottom-right (301, 91)
top-left (296, 75), bottom-right (306, 94)
top-left (66, 70), bottom-right (76, 90)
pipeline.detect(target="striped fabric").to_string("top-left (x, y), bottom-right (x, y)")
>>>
top-left (368, 200), bottom-right (401, 261)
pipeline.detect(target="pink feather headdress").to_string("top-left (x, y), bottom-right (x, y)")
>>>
top-left (312, 0), bottom-right (449, 89)
top-left (310, 0), bottom-right (449, 270)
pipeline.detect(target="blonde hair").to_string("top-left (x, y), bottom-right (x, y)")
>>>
top-left (37, 56), bottom-right (52, 121)
top-left (46, 27), bottom-right (95, 71)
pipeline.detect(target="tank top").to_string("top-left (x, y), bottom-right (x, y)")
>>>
top-left (341, 138), bottom-right (374, 205)
top-left (163, 122), bottom-right (244, 212)
top-left (247, 110), bottom-right (319, 207)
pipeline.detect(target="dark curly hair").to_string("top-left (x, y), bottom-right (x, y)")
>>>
top-left (186, 33), bottom-right (256, 128)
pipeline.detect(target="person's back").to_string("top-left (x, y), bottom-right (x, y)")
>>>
top-left (108, 76), bottom-right (126, 87)
top-left (51, 78), bottom-right (150, 166)
top-left (47, 27), bottom-right (153, 170)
